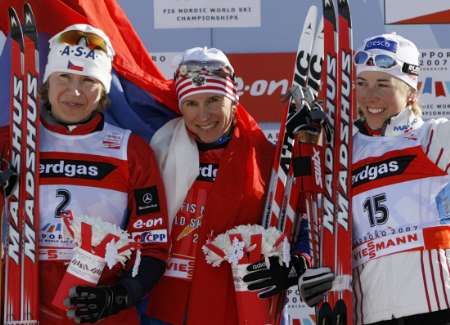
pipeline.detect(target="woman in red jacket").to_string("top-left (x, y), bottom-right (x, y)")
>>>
top-left (146, 47), bottom-right (274, 325)
top-left (2, 23), bottom-right (169, 325)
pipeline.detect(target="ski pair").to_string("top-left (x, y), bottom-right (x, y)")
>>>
top-left (260, 5), bottom-right (326, 324)
top-left (262, 3), bottom-right (324, 248)
top-left (4, 4), bottom-right (40, 324)
top-left (316, 0), bottom-right (354, 324)
top-left (262, 0), bottom-right (355, 324)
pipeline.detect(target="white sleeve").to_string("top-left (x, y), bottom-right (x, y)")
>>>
top-left (422, 118), bottom-right (450, 174)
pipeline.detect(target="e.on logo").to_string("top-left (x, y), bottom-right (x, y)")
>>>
top-left (235, 76), bottom-right (289, 97)
top-left (133, 217), bottom-right (164, 230)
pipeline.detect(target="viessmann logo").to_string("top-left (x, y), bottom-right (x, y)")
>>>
top-left (352, 155), bottom-right (415, 187)
top-left (40, 159), bottom-right (116, 180)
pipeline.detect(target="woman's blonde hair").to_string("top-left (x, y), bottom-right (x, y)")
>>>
top-left (409, 91), bottom-right (422, 117)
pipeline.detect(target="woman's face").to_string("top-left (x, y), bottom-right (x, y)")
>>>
top-left (180, 93), bottom-right (235, 143)
top-left (356, 71), bottom-right (413, 130)
top-left (48, 72), bottom-right (104, 124)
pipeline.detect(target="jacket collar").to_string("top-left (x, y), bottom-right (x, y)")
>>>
top-left (42, 111), bottom-right (104, 135)
top-left (356, 106), bottom-right (423, 137)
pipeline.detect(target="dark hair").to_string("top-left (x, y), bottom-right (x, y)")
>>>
top-left (39, 80), bottom-right (111, 112)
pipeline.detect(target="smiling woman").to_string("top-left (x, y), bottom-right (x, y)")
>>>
top-left (294, 33), bottom-right (450, 325)
top-left (147, 47), bottom-right (274, 325)
top-left (46, 73), bottom-right (104, 124)
top-left (180, 93), bottom-right (235, 143)
top-left (356, 70), bottom-right (414, 130)
top-left (31, 24), bottom-right (171, 325)
top-left (40, 23), bottom-right (114, 126)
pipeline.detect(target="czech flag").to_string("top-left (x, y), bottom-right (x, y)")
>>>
top-left (0, 0), bottom-right (179, 140)
top-left (67, 60), bottom-right (84, 72)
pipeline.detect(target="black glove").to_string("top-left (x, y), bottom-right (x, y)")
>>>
top-left (286, 99), bottom-right (331, 141)
top-left (65, 284), bottom-right (129, 323)
top-left (298, 267), bottom-right (335, 307)
top-left (242, 255), bottom-right (308, 298)
top-left (0, 159), bottom-right (17, 197)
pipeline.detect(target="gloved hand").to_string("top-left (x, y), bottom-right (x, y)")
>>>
top-left (298, 267), bottom-right (335, 307)
top-left (242, 255), bottom-right (308, 298)
top-left (286, 100), bottom-right (331, 142)
top-left (65, 284), bottom-right (129, 323)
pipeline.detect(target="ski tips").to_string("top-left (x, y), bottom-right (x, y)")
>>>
top-left (338, 0), bottom-right (352, 23)
top-left (324, 0), bottom-right (335, 9)
top-left (304, 5), bottom-right (318, 32)
top-left (23, 3), bottom-right (38, 42)
top-left (8, 7), bottom-right (25, 48)
top-left (323, 0), bottom-right (337, 24)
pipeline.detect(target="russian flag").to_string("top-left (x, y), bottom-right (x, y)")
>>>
top-left (0, 0), bottom-right (179, 141)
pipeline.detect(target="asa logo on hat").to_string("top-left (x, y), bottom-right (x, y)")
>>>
top-left (60, 45), bottom-right (97, 60)
top-left (365, 37), bottom-right (398, 53)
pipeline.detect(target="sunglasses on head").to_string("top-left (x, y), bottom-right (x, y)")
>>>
top-left (175, 60), bottom-right (234, 80)
top-left (354, 51), bottom-right (419, 76)
top-left (57, 30), bottom-right (109, 54)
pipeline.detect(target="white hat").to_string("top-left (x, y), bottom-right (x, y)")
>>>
top-left (43, 24), bottom-right (115, 93)
top-left (356, 33), bottom-right (420, 90)
top-left (175, 47), bottom-right (238, 103)
top-left (180, 47), bottom-right (233, 69)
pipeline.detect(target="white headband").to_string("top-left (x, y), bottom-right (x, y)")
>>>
top-left (175, 47), bottom-right (238, 103)
top-left (356, 33), bottom-right (420, 90)
top-left (43, 24), bottom-right (115, 93)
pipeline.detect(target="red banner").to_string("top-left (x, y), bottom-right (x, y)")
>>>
top-left (228, 52), bottom-right (296, 123)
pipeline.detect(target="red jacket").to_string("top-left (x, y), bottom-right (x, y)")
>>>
top-left (1, 115), bottom-right (169, 325)
top-left (147, 106), bottom-right (274, 325)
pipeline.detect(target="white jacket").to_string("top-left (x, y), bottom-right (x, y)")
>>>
top-left (352, 109), bottom-right (450, 324)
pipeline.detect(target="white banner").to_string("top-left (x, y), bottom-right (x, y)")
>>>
top-left (151, 51), bottom-right (180, 79)
top-left (385, 0), bottom-right (450, 24)
top-left (154, 0), bottom-right (261, 29)
top-left (418, 49), bottom-right (450, 120)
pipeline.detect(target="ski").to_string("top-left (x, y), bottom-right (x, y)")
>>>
top-left (4, 7), bottom-right (26, 323)
top-left (284, 17), bottom-right (326, 323)
top-left (264, 6), bottom-right (328, 325)
top-left (317, 1), bottom-right (354, 324)
top-left (333, 0), bottom-right (353, 323)
top-left (317, 0), bottom-right (340, 323)
top-left (4, 4), bottom-right (40, 324)
top-left (259, 7), bottom-right (319, 325)
top-left (21, 3), bottom-right (40, 323)
top-left (262, 5), bottom-right (317, 236)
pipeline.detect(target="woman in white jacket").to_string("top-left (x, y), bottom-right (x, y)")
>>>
top-left (300, 33), bottom-right (450, 324)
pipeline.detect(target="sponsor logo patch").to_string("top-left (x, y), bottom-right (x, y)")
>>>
top-left (40, 220), bottom-right (73, 248)
top-left (352, 155), bottom-right (414, 187)
top-left (102, 132), bottom-right (122, 149)
top-left (133, 229), bottom-right (168, 243)
top-left (164, 257), bottom-right (195, 280)
top-left (131, 217), bottom-right (164, 230)
top-left (197, 163), bottom-right (218, 182)
top-left (364, 37), bottom-right (398, 53)
top-left (135, 186), bottom-right (160, 214)
top-left (40, 159), bottom-right (116, 180)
